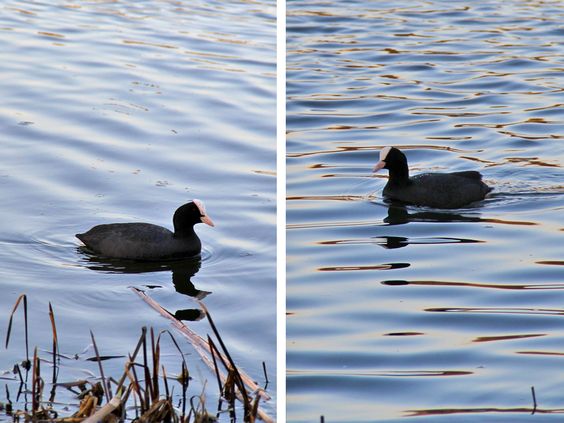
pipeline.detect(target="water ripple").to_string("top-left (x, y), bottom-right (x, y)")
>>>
top-left (287, 0), bottom-right (564, 420)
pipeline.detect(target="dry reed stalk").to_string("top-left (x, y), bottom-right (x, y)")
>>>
top-left (4, 295), bottom-right (272, 423)
top-left (131, 287), bottom-right (274, 422)
top-left (31, 347), bottom-right (40, 414)
top-left (199, 301), bottom-right (251, 417)
top-left (82, 393), bottom-right (122, 423)
top-left (108, 326), bottom-right (147, 413)
top-left (131, 288), bottom-right (271, 401)
top-left (162, 365), bottom-right (170, 398)
top-left (3, 386), bottom-right (13, 416)
top-left (73, 394), bottom-right (98, 418)
top-left (150, 328), bottom-right (160, 402)
top-left (208, 336), bottom-right (225, 399)
top-left (56, 380), bottom-right (89, 395)
top-left (126, 359), bottom-right (146, 413)
top-left (224, 375), bottom-right (272, 423)
top-left (48, 302), bottom-right (60, 403)
top-left (5, 294), bottom-right (30, 369)
top-left (90, 330), bottom-right (111, 403)
top-left (197, 301), bottom-right (271, 406)
top-left (132, 289), bottom-right (212, 354)
top-left (155, 331), bottom-right (190, 420)
top-left (251, 395), bottom-right (261, 423)
top-left (137, 398), bottom-right (174, 422)
top-left (118, 384), bottom-right (133, 422)
top-left (180, 360), bottom-right (189, 419)
top-left (190, 384), bottom-right (216, 423)
top-left (141, 330), bottom-right (152, 411)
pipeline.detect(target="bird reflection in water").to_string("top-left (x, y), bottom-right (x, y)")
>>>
top-left (384, 204), bottom-right (483, 226)
top-left (375, 204), bottom-right (485, 249)
top-left (383, 201), bottom-right (538, 227)
top-left (77, 249), bottom-right (209, 322)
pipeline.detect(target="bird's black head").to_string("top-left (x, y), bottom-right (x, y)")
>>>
top-left (373, 146), bottom-right (409, 182)
top-left (173, 200), bottom-right (214, 235)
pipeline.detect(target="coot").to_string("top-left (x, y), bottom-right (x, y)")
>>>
top-left (76, 200), bottom-right (214, 260)
top-left (373, 147), bottom-right (492, 208)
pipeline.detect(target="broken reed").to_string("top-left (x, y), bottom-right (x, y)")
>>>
top-left (2, 294), bottom-right (271, 422)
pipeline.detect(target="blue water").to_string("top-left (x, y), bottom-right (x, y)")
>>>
top-left (0, 0), bottom-right (276, 419)
top-left (287, 0), bottom-right (564, 421)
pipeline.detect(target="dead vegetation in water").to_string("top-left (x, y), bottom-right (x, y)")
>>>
top-left (1, 294), bottom-right (273, 422)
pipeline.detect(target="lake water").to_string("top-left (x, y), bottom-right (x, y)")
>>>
top-left (287, 1), bottom-right (563, 422)
top-left (0, 0), bottom-right (276, 419)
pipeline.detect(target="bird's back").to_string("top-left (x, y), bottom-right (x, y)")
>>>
top-left (384, 171), bottom-right (491, 208)
top-left (76, 223), bottom-right (200, 259)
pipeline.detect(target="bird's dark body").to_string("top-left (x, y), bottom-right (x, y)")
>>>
top-left (383, 171), bottom-right (492, 209)
top-left (75, 201), bottom-right (212, 260)
top-left (76, 223), bottom-right (201, 260)
top-left (374, 147), bottom-right (492, 209)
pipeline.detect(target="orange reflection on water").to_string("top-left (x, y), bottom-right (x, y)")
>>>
top-left (383, 280), bottom-right (564, 290)
top-left (406, 407), bottom-right (564, 418)
top-left (473, 334), bottom-right (544, 343)
top-left (426, 307), bottom-right (564, 316)
top-left (318, 263), bottom-right (409, 272)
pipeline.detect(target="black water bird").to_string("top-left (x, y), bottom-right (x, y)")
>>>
top-left (373, 147), bottom-right (492, 209)
top-left (76, 200), bottom-right (214, 260)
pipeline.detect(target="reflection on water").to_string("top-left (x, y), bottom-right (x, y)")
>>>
top-left (405, 406), bottom-right (564, 418)
top-left (377, 236), bottom-right (482, 249)
top-left (287, 0), bottom-right (564, 421)
top-left (79, 251), bottom-right (210, 321)
top-left (382, 280), bottom-right (564, 291)
top-left (383, 204), bottom-right (484, 225)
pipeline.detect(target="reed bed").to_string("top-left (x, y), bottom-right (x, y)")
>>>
top-left (2, 294), bottom-right (273, 422)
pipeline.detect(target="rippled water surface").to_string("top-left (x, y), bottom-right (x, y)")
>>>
top-left (0, 0), bottom-right (276, 418)
top-left (287, 1), bottom-right (563, 421)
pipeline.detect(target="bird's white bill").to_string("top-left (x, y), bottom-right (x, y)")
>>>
top-left (373, 160), bottom-right (386, 172)
top-left (201, 215), bottom-right (215, 227)
top-left (193, 198), bottom-right (214, 226)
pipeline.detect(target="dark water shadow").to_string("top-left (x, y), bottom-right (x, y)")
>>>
top-left (375, 236), bottom-right (482, 249)
top-left (382, 203), bottom-right (537, 227)
top-left (77, 248), bottom-right (208, 321)
top-left (383, 203), bottom-right (483, 226)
